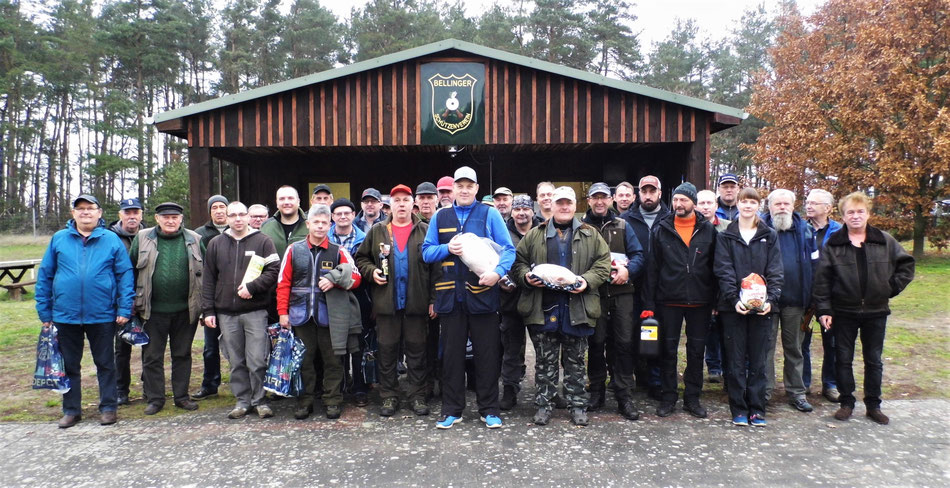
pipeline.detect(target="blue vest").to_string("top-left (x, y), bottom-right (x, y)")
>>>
top-left (434, 203), bottom-right (499, 314)
top-left (287, 239), bottom-right (340, 327)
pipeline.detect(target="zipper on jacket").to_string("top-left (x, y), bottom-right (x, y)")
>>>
top-left (233, 237), bottom-right (242, 311)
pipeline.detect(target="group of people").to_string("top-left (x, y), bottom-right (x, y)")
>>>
top-left (35, 166), bottom-right (915, 430)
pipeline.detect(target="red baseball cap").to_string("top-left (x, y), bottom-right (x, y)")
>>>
top-left (437, 176), bottom-right (454, 190)
top-left (638, 175), bottom-right (661, 190)
top-left (390, 184), bottom-right (412, 196)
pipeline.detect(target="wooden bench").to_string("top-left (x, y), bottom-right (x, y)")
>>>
top-left (1, 280), bottom-right (36, 300)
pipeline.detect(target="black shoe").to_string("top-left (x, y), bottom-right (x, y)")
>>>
top-left (570, 408), bottom-right (589, 426)
top-left (116, 394), bottom-right (130, 406)
top-left (619, 400), bottom-right (640, 421)
top-left (175, 399), bottom-right (199, 411)
top-left (533, 407), bottom-right (552, 425)
top-left (326, 405), bottom-right (342, 419)
top-left (380, 397), bottom-right (397, 417)
top-left (587, 389), bottom-right (606, 411)
top-left (790, 397), bottom-right (814, 412)
top-left (683, 402), bottom-right (708, 418)
top-left (866, 408), bottom-right (889, 425)
top-left (354, 392), bottom-right (369, 407)
top-left (294, 404), bottom-right (313, 420)
top-left (656, 403), bottom-right (675, 417)
top-left (411, 398), bottom-right (430, 416)
top-left (648, 387), bottom-right (663, 401)
top-left (553, 394), bottom-right (569, 410)
top-left (144, 403), bottom-right (163, 415)
top-left (500, 385), bottom-right (517, 411)
top-left (191, 389), bottom-right (217, 400)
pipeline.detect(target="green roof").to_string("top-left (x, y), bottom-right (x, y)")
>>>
top-left (154, 39), bottom-right (746, 124)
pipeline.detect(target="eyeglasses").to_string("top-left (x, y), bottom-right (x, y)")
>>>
top-left (227, 212), bottom-right (248, 218)
top-left (74, 206), bottom-right (99, 213)
top-left (249, 215), bottom-right (268, 219)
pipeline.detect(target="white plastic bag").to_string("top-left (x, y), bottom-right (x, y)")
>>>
top-left (456, 233), bottom-right (500, 277)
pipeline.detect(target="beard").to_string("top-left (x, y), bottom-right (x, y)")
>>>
top-left (772, 212), bottom-right (793, 231)
top-left (640, 200), bottom-right (659, 212)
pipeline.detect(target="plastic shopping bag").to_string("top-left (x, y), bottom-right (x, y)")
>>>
top-left (119, 316), bottom-right (149, 347)
top-left (288, 334), bottom-right (306, 397)
top-left (264, 327), bottom-right (295, 397)
top-left (32, 325), bottom-right (71, 393)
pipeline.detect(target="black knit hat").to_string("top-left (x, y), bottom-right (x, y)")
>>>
top-left (672, 182), bottom-right (698, 204)
top-left (330, 198), bottom-right (355, 214)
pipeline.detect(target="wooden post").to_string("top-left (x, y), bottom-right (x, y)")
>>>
top-left (188, 147), bottom-right (212, 227)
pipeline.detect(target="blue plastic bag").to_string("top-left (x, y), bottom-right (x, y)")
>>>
top-left (264, 327), bottom-right (295, 397)
top-left (288, 335), bottom-right (306, 397)
top-left (119, 316), bottom-right (149, 347)
top-left (32, 325), bottom-right (71, 394)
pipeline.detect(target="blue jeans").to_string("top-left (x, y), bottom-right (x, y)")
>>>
top-left (57, 322), bottom-right (117, 415)
top-left (200, 325), bottom-right (221, 392)
top-left (802, 325), bottom-right (837, 389)
top-left (704, 313), bottom-right (722, 375)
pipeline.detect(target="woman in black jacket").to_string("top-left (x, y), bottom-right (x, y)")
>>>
top-left (714, 188), bottom-right (784, 427)
top-left (813, 192), bottom-right (914, 425)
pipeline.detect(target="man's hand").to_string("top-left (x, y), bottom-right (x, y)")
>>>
top-left (570, 277), bottom-right (588, 294)
top-left (525, 272), bottom-right (544, 288)
top-left (373, 268), bottom-right (388, 285)
top-left (479, 271), bottom-right (501, 287)
top-left (611, 264), bottom-right (629, 285)
top-left (757, 302), bottom-right (772, 315)
top-left (429, 304), bottom-right (437, 319)
top-left (115, 316), bottom-right (129, 326)
top-left (237, 283), bottom-right (252, 300)
top-left (42, 321), bottom-right (52, 328)
top-left (448, 235), bottom-right (464, 256)
top-left (735, 301), bottom-right (749, 315)
top-left (819, 315), bottom-right (832, 331)
top-left (279, 314), bottom-right (291, 329)
top-left (318, 277), bottom-right (334, 292)
top-left (204, 315), bottom-right (217, 328)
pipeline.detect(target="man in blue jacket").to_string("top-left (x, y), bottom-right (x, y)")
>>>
top-left (422, 166), bottom-right (515, 429)
top-left (35, 194), bottom-right (135, 428)
top-left (764, 189), bottom-right (819, 413)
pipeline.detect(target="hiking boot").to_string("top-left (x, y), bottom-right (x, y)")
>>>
top-left (866, 408), bottom-right (890, 425)
top-left (500, 385), bottom-right (517, 411)
top-left (144, 403), bottom-right (163, 416)
top-left (256, 404), bottom-right (274, 419)
top-left (380, 397), bottom-right (398, 417)
top-left (834, 406), bottom-right (854, 421)
top-left (683, 402), bottom-right (708, 419)
top-left (619, 400), bottom-right (640, 421)
top-left (100, 411), bottom-right (117, 426)
top-left (411, 398), bottom-right (430, 416)
top-left (294, 404), bottom-right (313, 420)
top-left (570, 408), bottom-right (589, 426)
top-left (326, 404), bottom-right (342, 419)
top-left (533, 407), bottom-right (552, 425)
top-left (175, 399), bottom-right (199, 411)
top-left (228, 406), bottom-right (247, 419)
top-left (656, 403), bottom-right (675, 417)
top-left (587, 389), bottom-right (606, 411)
top-left (790, 397), bottom-right (814, 412)
top-left (822, 387), bottom-right (841, 403)
top-left (58, 414), bottom-right (81, 429)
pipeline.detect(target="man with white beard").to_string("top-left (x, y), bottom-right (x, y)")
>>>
top-left (764, 189), bottom-right (819, 413)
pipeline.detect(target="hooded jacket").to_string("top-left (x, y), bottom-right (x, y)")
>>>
top-left (108, 220), bottom-right (144, 251)
top-left (36, 219), bottom-right (135, 324)
top-left (642, 210), bottom-right (718, 310)
top-left (713, 220), bottom-right (784, 312)
top-left (201, 228), bottom-right (280, 316)
top-left (812, 224), bottom-right (915, 317)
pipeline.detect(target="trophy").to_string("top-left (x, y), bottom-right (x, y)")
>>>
top-left (379, 243), bottom-right (391, 280)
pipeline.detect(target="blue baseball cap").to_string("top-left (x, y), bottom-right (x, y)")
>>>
top-left (119, 198), bottom-right (142, 210)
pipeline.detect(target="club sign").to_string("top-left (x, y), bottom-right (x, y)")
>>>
top-left (420, 62), bottom-right (485, 144)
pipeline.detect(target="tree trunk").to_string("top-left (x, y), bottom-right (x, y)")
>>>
top-left (912, 203), bottom-right (926, 260)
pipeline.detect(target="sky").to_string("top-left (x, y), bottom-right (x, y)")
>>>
top-left (321, 0), bottom-right (826, 51)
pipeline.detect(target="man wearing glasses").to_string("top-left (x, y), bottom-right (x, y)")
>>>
top-left (247, 204), bottom-right (269, 230)
top-left (36, 194), bottom-right (135, 428)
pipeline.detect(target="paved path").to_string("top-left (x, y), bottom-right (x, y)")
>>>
top-left (1, 396), bottom-right (947, 487)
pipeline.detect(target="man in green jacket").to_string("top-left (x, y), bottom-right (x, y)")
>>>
top-left (260, 185), bottom-right (310, 258)
top-left (355, 184), bottom-right (436, 417)
top-left (511, 186), bottom-right (611, 426)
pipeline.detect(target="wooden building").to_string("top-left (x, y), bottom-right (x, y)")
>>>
top-left (154, 39), bottom-right (744, 220)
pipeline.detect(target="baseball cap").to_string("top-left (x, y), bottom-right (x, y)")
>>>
top-left (437, 176), bottom-right (454, 190)
top-left (119, 198), bottom-right (142, 210)
top-left (361, 188), bottom-right (382, 201)
top-left (453, 166), bottom-right (477, 183)
top-left (493, 187), bottom-right (513, 197)
top-left (718, 173), bottom-right (739, 186)
top-left (481, 195), bottom-right (494, 206)
top-left (390, 184), bottom-right (412, 196)
top-left (587, 182), bottom-right (611, 197)
top-left (155, 202), bottom-right (184, 215)
top-left (312, 184), bottom-right (332, 195)
top-left (416, 182), bottom-right (437, 195)
top-left (552, 186), bottom-right (576, 203)
top-left (381, 195), bottom-right (391, 207)
top-left (638, 175), bottom-right (661, 190)
top-left (511, 194), bottom-right (533, 209)
top-left (73, 194), bottom-right (100, 208)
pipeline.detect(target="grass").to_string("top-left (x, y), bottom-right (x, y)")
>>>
top-left (0, 234), bottom-right (50, 261)
top-left (888, 254), bottom-right (950, 319)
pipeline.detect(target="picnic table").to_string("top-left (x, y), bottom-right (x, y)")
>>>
top-left (0, 259), bottom-right (42, 300)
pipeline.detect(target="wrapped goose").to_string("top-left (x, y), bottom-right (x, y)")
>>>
top-left (456, 232), bottom-right (501, 277)
top-left (529, 263), bottom-right (582, 291)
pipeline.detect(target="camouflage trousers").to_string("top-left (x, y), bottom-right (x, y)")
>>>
top-left (528, 329), bottom-right (589, 409)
